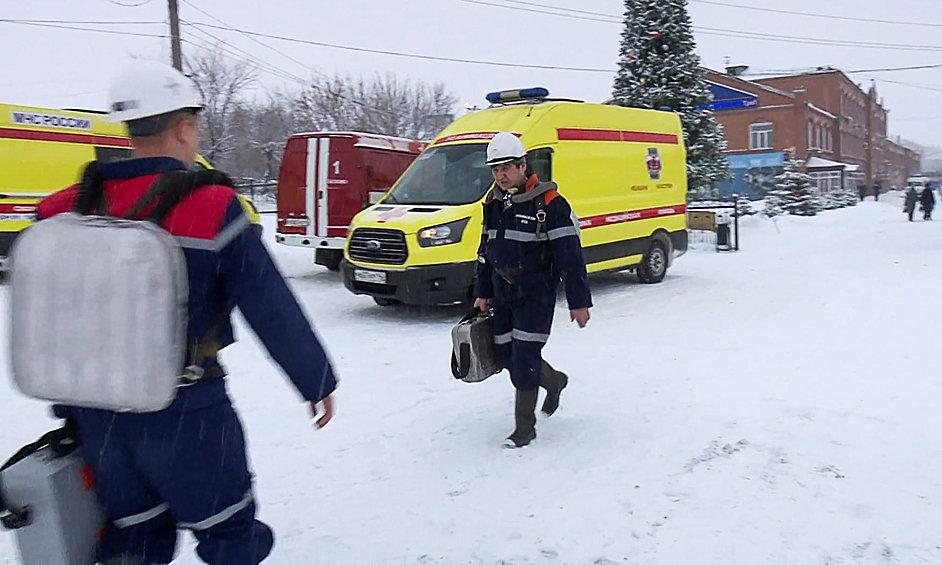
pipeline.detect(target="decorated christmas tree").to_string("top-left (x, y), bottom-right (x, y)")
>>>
top-left (612, 0), bottom-right (730, 198)
top-left (774, 149), bottom-right (820, 216)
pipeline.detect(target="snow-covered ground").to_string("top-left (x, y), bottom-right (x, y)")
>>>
top-left (1, 192), bottom-right (941, 564)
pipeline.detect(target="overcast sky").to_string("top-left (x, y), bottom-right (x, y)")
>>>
top-left (3, 0), bottom-right (941, 154)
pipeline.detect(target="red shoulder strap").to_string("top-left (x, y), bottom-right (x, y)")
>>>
top-left (544, 189), bottom-right (560, 205)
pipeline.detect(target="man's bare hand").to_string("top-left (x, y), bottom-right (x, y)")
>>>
top-left (570, 308), bottom-right (591, 328)
top-left (310, 395), bottom-right (334, 429)
top-left (473, 297), bottom-right (490, 314)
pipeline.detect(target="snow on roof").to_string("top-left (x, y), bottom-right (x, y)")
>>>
top-left (806, 156), bottom-right (851, 169)
top-left (749, 82), bottom-right (796, 99)
top-left (290, 131), bottom-right (427, 154)
top-left (807, 103), bottom-right (837, 120)
top-left (701, 68), bottom-right (796, 100)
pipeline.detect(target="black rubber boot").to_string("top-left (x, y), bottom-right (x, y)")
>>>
top-left (504, 389), bottom-right (538, 448)
top-left (540, 360), bottom-right (569, 417)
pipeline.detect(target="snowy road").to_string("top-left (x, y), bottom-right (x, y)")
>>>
top-left (2, 193), bottom-right (941, 564)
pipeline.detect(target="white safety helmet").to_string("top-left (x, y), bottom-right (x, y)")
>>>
top-left (485, 132), bottom-right (526, 166)
top-left (108, 60), bottom-right (203, 128)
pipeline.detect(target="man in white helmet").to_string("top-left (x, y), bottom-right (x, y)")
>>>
top-left (36, 60), bottom-right (337, 564)
top-left (473, 132), bottom-right (592, 448)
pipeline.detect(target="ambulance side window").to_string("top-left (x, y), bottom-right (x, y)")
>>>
top-left (95, 147), bottom-right (132, 163)
top-left (526, 148), bottom-right (552, 183)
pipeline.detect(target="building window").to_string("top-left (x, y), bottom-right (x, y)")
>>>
top-left (750, 122), bottom-right (773, 150)
top-left (809, 170), bottom-right (842, 193)
top-left (807, 122), bottom-right (813, 148)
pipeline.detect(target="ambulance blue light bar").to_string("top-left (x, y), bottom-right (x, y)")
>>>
top-left (486, 87), bottom-right (550, 104)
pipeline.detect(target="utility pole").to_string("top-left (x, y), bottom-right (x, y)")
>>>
top-left (169, 0), bottom-right (183, 71)
top-left (865, 83), bottom-right (873, 190)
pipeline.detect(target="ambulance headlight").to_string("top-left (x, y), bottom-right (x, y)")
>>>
top-left (417, 218), bottom-right (470, 248)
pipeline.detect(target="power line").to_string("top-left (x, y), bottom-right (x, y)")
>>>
top-left (7, 14), bottom-right (942, 102)
top-left (847, 63), bottom-right (942, 74)
top-left (107, 0), bottom-right (153, 6)
top-left (694, 26), bottom-right (942, 53)
top-left (459, 0), bottom-right (942, 52)
top-left (497, 0), bottom-right (616, 19)
top-left (180, 20), bottom-right (407, 119)
top-left (0, 19), bottom-right (169, 39)
top-left (1, 18), bottom-right (164, 25)
top-left (689, 0), bottom-right (942, 29)
top-left (745, 63), bottom-right (942, 76)
top-left (479, 0), bottom-right (942, 29)
top-left (182, 25), bottom-right (305, 83)
top-left (187, 21), bottom-right (615, 72)
top-left (869, 77), bottom-right (942, 94)
top-left (180, 0), bottom-right (322, 78)
top-left (457, 0), bottom-right (618, 23)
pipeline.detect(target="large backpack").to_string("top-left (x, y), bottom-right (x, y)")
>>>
top-left (9, 162), bottom-right (234, 413)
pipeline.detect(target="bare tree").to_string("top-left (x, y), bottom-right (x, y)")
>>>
top-left (185, 45), bottom-right (257, 166)
top-left (227, 91), bottom-right (295, 180)
top-left (296, 73), bottom-right (458, 140)
top-left (182, 47), bottom-right (458, 182)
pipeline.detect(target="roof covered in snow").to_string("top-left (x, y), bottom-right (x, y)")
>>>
top-left (806, 156), bottom-right (852, 169)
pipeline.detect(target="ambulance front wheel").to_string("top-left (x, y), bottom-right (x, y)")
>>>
top-left (638, 239), bottom-right (668, 284)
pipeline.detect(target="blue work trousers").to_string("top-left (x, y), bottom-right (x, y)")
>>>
top-left (492, 295), bottom-right (555, 390)
top-left (65, 380), bottom-right (274, 565)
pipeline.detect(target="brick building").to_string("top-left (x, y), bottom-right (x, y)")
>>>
top-left (704, 66), bottom-right (920, 198)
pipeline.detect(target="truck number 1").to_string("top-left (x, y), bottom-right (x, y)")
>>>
top-left (332, 160), bottom-right (341, 175)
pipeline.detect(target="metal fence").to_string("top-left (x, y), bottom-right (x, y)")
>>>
top-left (686, 201), bottom-right (742, 252)
top-left (233, 178), bottom-right (277, 213)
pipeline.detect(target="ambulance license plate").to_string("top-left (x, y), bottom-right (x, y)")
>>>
top-left (354, 269), bottom-right (387, 284)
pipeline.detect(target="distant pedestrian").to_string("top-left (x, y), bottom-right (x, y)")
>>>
top-left (857, 183), bottom-right (866, 202)
top-left (904, 187), bottom-right (919, 221)
top-left (920, 185), bottom-right (936, 220)
top-left (873, 181), bottom-right (882, 201)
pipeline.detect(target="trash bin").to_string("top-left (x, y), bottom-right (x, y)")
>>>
top-left (716, 215), bottom-right (732, 252)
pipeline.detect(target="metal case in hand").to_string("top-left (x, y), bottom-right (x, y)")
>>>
top-left (451, 312), bottom-right (501, 383)
top-left (2, 446), bottom-right (104, 565)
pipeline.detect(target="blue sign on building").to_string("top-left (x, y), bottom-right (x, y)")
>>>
top-left (716, 152), bottom-right (785, 199)
top-left (704, 80), bottom-right (758, 112)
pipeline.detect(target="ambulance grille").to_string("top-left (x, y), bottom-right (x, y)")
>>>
top-left (349, 228), bottom-right (408, 265)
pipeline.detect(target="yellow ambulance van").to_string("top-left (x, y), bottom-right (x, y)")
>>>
top-left (0, 103), bottom-right (258, 270)
top-left (341, 88), bottom-right (688, 306)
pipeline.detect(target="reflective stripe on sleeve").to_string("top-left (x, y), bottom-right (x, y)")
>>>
top-left (547, 226), bottom-right (579, 240)
top-left (174, 214), bottom-right (251, 252)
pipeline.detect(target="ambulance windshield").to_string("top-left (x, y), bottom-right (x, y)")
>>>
top-left (385, 144), bottom-right (493, 205)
